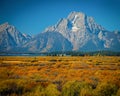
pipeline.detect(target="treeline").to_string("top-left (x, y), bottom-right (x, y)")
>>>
top-left (1, 51), bottom-right (120, 56)
top-left (47, 51), bottom-right (120, 56)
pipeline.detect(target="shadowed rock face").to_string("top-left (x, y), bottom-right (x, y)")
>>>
top-left (0, 22), bottom-right (31, 52)
top-left (23, 32), bottom-right (73, 52)
top-left (0, 12), bottom-right (120, 52)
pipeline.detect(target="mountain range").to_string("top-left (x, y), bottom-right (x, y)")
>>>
top-left (0, 12), bottom-right (120, 53)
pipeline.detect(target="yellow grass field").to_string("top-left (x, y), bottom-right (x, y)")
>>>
top-left (0, 56), bottom-right (120, 96)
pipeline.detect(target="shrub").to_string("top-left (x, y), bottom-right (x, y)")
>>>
top-left (0, 80), bottom-right (24, 95)
top-left (45, 84), bottom-right (60, 96)
top-left (94, 82), bottom-right (118, 96)
top-left (62, 81), bottom-right (80, 96)
top-left (32, 85), bottom-right (46, 96)
top-left (62, 81), bottom-right (92, 96)
top-left (80, 86), bottom-right (93, 96)
top-left (116, 88), bottom-right (120, 96)
top-left (25, 83), bottom-right (60, 96)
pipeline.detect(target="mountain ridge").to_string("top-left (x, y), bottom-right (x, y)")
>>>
top-left (0, 22), bottom-right (31, 52)
top-left (0, 11), bottom-right (120, 53)
top-left (44, 11), bottom-right (120, 51)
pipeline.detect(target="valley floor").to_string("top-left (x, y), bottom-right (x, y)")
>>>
top-left (0, 56), bottom-right (120, 96)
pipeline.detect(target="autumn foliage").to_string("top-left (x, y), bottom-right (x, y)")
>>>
top-left (0, 56), bottom-right (120, 96)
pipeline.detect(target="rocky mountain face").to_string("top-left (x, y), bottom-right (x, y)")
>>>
top-left (0, 12), bottom-right (120, 53)
top-left (23, 32), bottom-right (72, 52)
top-left (0, 22), bottom-right (31, 52)
top-left (44, 12), bottom-right (120, 51)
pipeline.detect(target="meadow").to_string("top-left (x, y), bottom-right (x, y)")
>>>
top-left (0, 56), bottom-right (120, 96)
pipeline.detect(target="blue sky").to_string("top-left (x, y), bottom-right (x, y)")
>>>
top-left (0, 0), bottom-right (120, 35)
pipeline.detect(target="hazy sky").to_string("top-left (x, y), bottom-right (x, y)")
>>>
top-left (0, 0), bottom-right (120, 35)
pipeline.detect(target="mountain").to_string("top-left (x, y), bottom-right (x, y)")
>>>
top-left (44, 12), bottom-right (120, 51)
top-left (0, 22), bottom-right (31, 52)
top-left (23, 31), bottom-right (72, 52)
top-left (0, 12), bottom-right (120, 53)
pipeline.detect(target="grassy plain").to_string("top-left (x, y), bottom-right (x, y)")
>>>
top-left (0, 56), bottom-right (120, 96)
